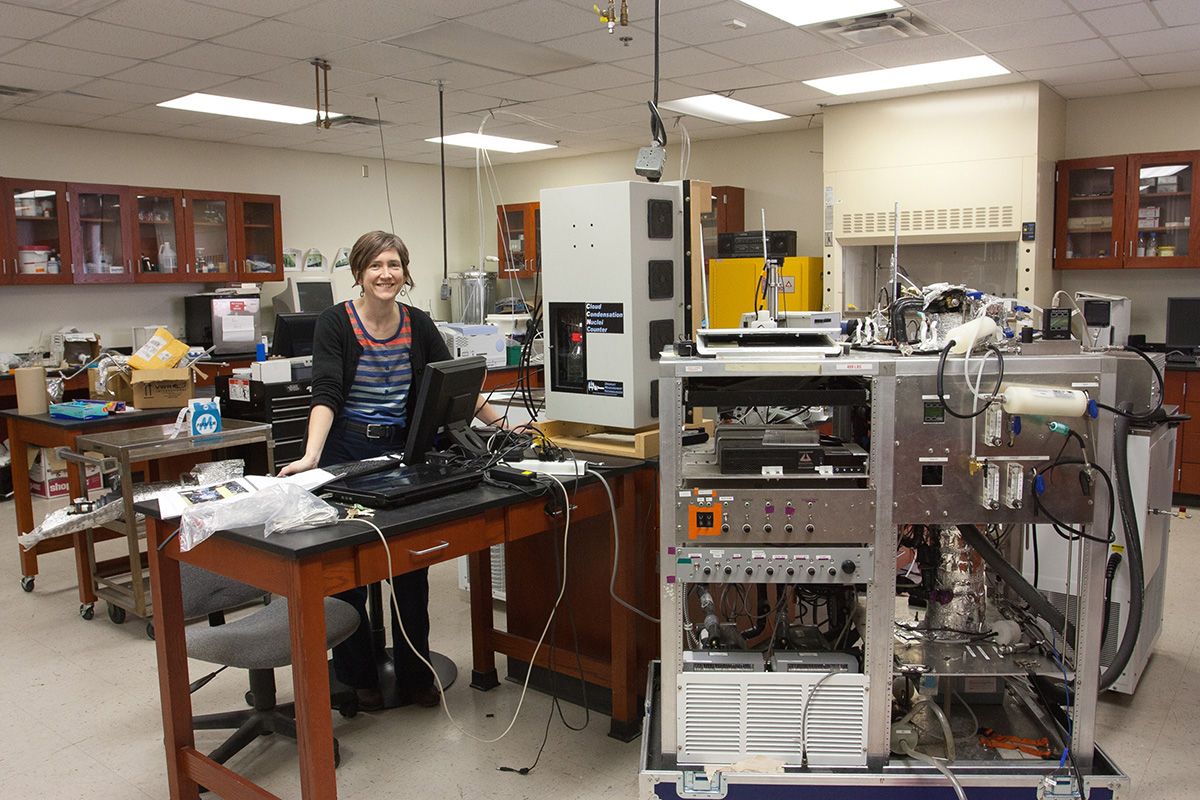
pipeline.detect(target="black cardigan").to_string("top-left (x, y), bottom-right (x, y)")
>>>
top-left (309, 300), bottom-right (452, 423)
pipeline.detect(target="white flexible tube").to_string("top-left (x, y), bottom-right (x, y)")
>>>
top-left (899, 741), bottom-right (968, 800)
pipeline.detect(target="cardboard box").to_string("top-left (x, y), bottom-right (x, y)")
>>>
top-left (28, 447), bottom-right (101, 499)
top-left (50, 331), bottom-right (100, 368)
top-left (89, 367), bottom-right (133, 404)
top-left (128, 327), bottom-right (188, 370)
top-left (129, 368), bottom-right (194, 409)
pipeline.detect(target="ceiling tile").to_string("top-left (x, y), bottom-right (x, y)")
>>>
top-left (275, 0), bottom-right (444, 42)
top-left (395, 60), bottom-right (521, 91)
top-left (253, 60), bottom-right (380, 91)
top-left (849, 34), bottom-right (983, 69)
top-left (959, 14), bottom-right (1097, 51)
top-left (483, 77), bottom-right (579, 103)
top-left (83, 114), bottom-right (180, 134)
top-left (0, 36), bottom-right (22, 57)
top-left (1063, 0), bottom-right (1142, 10)
top-left (674, 65), bottom-right (787, 92)
top-left (0, 3), bottom-right (76, 39)
top-left (1, 104), bottom-right (102, 125)
top-left (543, 27), bottom-right (684, 63)
top-left (92, 0), bottom-right (258, 39)
top-left (0, 61), bottom-right (89, 91)
top-left (596, 78), bottom-right (695, 103)
top-left (206, 77), bottom-right (314, 106)
top-left (699, 27), bottom-right (839, 65)
top-left (917, 0), bottom-right (1075, 30)
top-left (1107, 24), bottom-right (1200, 57)
top-left (1129, 49), bottom-right (1200, 74)
top-left (163, 123), bottom-right (246, 141)
top-left (993, 37), bottom-right (1116, 71)
top-left (731, 81), bottom-right (831, 106)
top-left (1052, 75), bottom-right (1152, 96)
top-left (647, 0), bottom-right (790, 46)
top-left (187, 0), bottom-right (322, 17)
top-left (1024, 59), bottom-right (1136, 84)
top-left (457, 0), bottom-right (604, 44)
top-left (1143, 69), bottom-right (1200, 89)
top-left (0, 42), bottom-right (139, 77)
top-left (323, 43), bottom-right (448, 78)
top-left (623, 0), bottom-right (722, 23)
top-left (1152, 0), bottom-right (1200, 26)
top-left (334, 75), bottom-right (431, 103)
top-left (538, 63), bottom-right (645, 90)
top-left (758, 50), bottom-right (880, 81)
top-left (529, 90), bottom-right (633, 113)
top-left (158, 43), bottom-right (296, 77)
top-left (71, 76), bottom-right (180, 103)
top-left (1084, 3), bottom-right (1162, 35)
top-left (25, 91), bottom-right (139, 115)
top-left (612, 46), bottom-right (741, 80)
top-left (107, 61), bottom-right (227, 91)
top-left (213, 20), bottom-right (362, 59)
top-left (43, 19), bottom-right (193, 59)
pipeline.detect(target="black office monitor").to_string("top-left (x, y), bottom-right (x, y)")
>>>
top-left (1166, 297), bottom-right (1200, 351)
top-left (271, 312), bottom-right (319, 357)
top-left (403, 356), bottom-right (488, 464)
top-left (297, 280), bottom-right (334, 312)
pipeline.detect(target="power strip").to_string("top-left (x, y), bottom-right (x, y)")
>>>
top-left (501, 458), bottom-right (588, 477)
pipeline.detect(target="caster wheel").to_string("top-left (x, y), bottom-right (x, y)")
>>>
top-left (80, 603), bottom-right (95, 621)
top-left (107, 604), bottom-right (126, 624)
top-left (20, 576), bottom-right (34, 592)
top-left (245, 691), bottom-right (255, 707)
top-left (146, 622), bottom-right (155, 640)
top-left (338, 700), bottom-right (357, 719)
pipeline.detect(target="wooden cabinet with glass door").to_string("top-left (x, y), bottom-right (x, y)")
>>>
top-left (67, 183), bottom-right (134, 284)
top-left (183, 190), bottom-right (237, 282)
top-left (131, 187), bottom-right (187, 283)
top-left (1054, 156), bottom-right (1127, 269)
top-left (496, 201), bottom-right (539, 278)
top-left (1125, 151), bottom-right (1199, 268)
top-left (233, 193), bottom-right (283, 282)
top-left (1, 178), bottom-right (73, 285)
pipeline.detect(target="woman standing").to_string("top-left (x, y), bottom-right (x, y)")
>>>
top-left (281, 230), bottom-right (503, 709)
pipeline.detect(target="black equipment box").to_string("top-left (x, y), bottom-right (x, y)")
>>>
top-left (216, 375), bottom-right (311, 470)
top-left (717, 230), bottom-right (798, 258)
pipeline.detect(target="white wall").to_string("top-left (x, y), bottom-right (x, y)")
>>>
top-left (1059, 87), bottom-right (1200, 339)
top-left (0, 120), bottom-right (478, 354)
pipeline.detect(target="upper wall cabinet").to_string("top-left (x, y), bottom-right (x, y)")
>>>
top-left (496, 201), bottom-right (540, 278)
top-left (1, 178), bottom-right (74, 285)
top-left (234, 193), bottom-right (283, 282)
top-left (68, 183), bottom-right (135, 284)
top-left (1055, 150), bottom-right (1199, 270)
top-left (131, 187), bottom-right (188, 283)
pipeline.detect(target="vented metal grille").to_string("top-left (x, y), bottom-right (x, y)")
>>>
top-left (678, 673), bottom-right (868, 767)
top-left (1044, 590), bottom-right (1119, 665)
top-left (840, 206), bottom-right (1015, 236)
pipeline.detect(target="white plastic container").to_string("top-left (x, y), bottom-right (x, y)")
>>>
top-left (1000, 384), bottom-right (1089, 417)
top-left (18, 245), bottom-right (50, 274)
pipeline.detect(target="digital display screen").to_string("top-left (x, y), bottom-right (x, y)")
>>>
top-left (923, 402), bottom-right (945, 423)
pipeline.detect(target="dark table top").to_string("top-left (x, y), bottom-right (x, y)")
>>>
top-left (137, 456), bottom-right (645, 560)
top-left (0, 406), bottom-right (182, 429)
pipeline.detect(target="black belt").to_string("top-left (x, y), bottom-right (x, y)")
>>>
top-left (338, 419), bottom-right (407, 441)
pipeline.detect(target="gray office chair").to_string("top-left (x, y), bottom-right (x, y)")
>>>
top-left (182, 566), bottom-right (360, 767)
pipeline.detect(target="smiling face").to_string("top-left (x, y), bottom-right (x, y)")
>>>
top-left (358, 247), bottom-right (407, 303)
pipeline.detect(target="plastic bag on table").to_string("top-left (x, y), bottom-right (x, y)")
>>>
top-left (178, 483), bottom-right (339, 552)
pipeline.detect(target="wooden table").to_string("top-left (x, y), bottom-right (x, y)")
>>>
top-left (2, 407), bottom-right (181, 607)
top-left (143, 461), bottom-right (650, 800)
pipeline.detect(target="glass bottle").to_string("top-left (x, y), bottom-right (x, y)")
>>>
top-left (1147, 232), bottom-right (1158, 257)
top-left (1137, 233), bottom-right (1146, 257)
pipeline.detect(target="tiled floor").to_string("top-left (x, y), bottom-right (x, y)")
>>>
top-left (1, 493), bottom-right (1195, 799)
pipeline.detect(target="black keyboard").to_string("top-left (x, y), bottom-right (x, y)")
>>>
top-left (1166, 351), bottom-right (1197, 365)
top-left (323, 456), bottom-right (404, 480)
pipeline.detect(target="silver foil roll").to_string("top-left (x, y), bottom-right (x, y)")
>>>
top-left (926, 525), bottom-right (986, 639)
top-left (181, 459), bottom-right (245, 487)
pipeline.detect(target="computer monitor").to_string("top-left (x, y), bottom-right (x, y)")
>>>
top-left (273, 275), bottom-right (334, 314)
top-left (1166, 297), bottom-right (1200, 351)
top-left (271, 312), bottom-right (319, 357)
top-left (403, 356), bottom-right (488, 464)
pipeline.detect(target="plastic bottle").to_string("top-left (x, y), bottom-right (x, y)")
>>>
top-left (1065, 236), bottom-right (1073, 259)
top-left (1000, 385), bottom-right (1089, 417)
top-left (1137, 233), bottom-right (1146, 257)
top-left (256, 335), bottom-right (268, 362)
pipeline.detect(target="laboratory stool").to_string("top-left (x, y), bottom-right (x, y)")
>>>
top-left (186, 595), bottom-right (361, 767)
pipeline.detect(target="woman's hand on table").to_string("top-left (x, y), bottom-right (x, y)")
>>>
top-left (279, 454), bottom-right (318, 477)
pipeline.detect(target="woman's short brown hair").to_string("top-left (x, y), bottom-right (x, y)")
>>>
top-left (349, 230), bottom-right (414, 291)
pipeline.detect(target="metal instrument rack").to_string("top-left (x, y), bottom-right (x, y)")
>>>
top-left (643, 348), bottom-right (1134, 798)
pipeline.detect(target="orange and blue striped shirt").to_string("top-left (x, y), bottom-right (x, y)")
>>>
top-left (342, 301), bottom-right (412, 426)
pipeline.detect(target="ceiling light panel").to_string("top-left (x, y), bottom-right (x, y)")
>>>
top-left (804, 55), bottom-right (1009, 95)
top-left (659, 94), bottom-right (788, 123)
top-left (736, 0), bottom-right (902, 27)
top-left (158, 92), bottom-right (340, 125)
top-left (426, 132), bottom-right (556, 153)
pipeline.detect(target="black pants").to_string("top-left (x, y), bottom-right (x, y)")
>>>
top-left (321, 420), bottom-right (434, 695)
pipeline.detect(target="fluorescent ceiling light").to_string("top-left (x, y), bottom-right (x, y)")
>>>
top-left (426, 133), bottom-right (556, 153)
top-left (659, 94), bottom-right (788, 124)
top-left (737, 0), bottom-right (901, 27)
top-left (804, 55), bottom-right (1009, 96)
top-left (157, 93), bottom-right (339, 125)
top-left (1140, 165), bottom-right (1188, 179)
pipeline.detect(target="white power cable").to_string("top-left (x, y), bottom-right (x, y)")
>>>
top-left (336, 477), bottom-right (572, 743)
top-left (899, 740), bottom-right (968, 800)
top-left (587, 468), bottom-right (660, 624)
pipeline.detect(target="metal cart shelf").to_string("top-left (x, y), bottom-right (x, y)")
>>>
top-left (72, 418), bottom-right (273, 625)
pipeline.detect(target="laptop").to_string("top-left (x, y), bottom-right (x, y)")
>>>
top-left (322, 462), bottom-right (484, 508)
